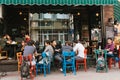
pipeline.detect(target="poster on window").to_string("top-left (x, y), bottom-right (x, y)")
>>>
top-left (106, 26), bottom-right (114, 39)
top-left (91, 28), bottom-right (101, 41)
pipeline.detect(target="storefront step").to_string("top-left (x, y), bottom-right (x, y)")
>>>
top-left (0, 60), bottom-right (17, 72)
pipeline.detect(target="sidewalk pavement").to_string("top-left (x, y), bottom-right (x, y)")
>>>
top-left (0, 67), bottom-right (120, 80)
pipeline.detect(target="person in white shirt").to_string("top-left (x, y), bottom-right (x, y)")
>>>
top-left (73, 40), bottom-right (85, 60)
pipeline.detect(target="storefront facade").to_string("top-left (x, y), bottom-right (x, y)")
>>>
top-left (0, 0), bottom-right (118, 48)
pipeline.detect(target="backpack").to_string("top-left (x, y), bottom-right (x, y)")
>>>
top-left (20, 60), bottom-right (30, 78)
top-left (97, 57), bottom-right (105, 70)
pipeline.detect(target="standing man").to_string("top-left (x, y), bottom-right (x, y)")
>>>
top-left (73, 40), bottom-right (85, 60)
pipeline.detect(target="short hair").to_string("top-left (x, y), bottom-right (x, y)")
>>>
top-left (27, 41), bottom-right (32, 46)
top-left (45, 40), bottom-right (50, 44)
top-left (30, 40), bottom-right (35, 45)
top-left (27, 40), bottom-right (35, 46)
top-left (107, 37), bottom-right (113, 41)
top-left (57, 41), bottom-right (61, 45)
top-left (51, 40), bottom-right (56, 43)
top-left (73, 40), bottom-right (78, 43)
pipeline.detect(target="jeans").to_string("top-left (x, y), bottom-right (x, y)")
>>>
top-left (54, 53), bottom-right (63, 62)
top-left (107, 53), bottom-right (114, 57)
top-left (75, 56), bottom-right (84, 60)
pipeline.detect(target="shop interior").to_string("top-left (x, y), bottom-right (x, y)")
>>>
top-left (2, 5), bottom-right (101, 54)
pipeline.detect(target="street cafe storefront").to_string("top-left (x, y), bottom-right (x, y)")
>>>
top-left (0, 0), bottom-right (118, 50)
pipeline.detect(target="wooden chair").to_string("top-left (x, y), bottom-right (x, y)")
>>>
top-left (76, 49), bottom-right (87, 72)
top-left (62, 51), bottom-right (76, 76)
top-left (108, 51), bottom-right (117, 69)
top-left (16, 52), bottom-right (22, 72)
top-left (0, 46), bottom-right (8, 60)
top-left (108, 57), bottom-right (115, 69)
top-left (36, 52), bottom-right (51, 77)
top-left (118, 48), bottom-right (120, 69)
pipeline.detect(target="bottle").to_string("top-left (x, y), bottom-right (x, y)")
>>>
top-left (99, 45), bottom-right (101, 50)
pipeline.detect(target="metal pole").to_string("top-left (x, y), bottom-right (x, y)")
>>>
top-left (28, 13), bottom-right (31, 37)
top-left (101, 6), bottom-right (106, 48)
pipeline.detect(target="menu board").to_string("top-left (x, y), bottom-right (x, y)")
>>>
top-left (91, 28), bottom-right (101, 41)
top-left (106, 26), bottom-right (114, 39)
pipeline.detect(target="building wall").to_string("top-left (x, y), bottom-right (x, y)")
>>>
top-left (103, 5), bottom-right (114, 25)
top-left (101, 5), bottom-right (114, 47)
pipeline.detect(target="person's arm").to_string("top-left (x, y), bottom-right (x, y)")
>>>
top-left (44, 46), bottom-right (49, 52)
top-left (61, 46), bottom-right (64, 51)
top-left (73, 45), bottom-right (78, 55)
top-left (73, 45), bottom-right (77, 52)
top-left (105, 44), bottom-right (108, 49)
top-left (105, 44), bottom-right (110, 51)
top-left (70, 46), bottom-right (73, 51)
top-left (33, 47), bottom-right (39, 56)
top-left (109, 44), bottom-right (114, 52)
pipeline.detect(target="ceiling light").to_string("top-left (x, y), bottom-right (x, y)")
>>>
top-left (77, 12), bottom-right (80, 16)
top-left (96, 13), bottom-right (99, 17)
top-left (19, 12), bottom-right (22, 15)
top-left (24, 18), bottom-right (27, 21)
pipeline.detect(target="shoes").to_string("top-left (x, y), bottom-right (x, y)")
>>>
top-left (59, 68), bottom-right (71, 73)
top-left (59, 68), bottom-right (63, 72)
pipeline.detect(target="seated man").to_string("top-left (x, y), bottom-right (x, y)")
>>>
top-left (73, 40), bottom-right (85, 60)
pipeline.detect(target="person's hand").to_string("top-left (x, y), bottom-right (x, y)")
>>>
top-left (106, 48), bottom-right (110, 51)
top-left (55, 49), bottom-right (60, 52)
top-left (34, 53), bottom-right (40, 56)
top-left (7, 41), bottom-right (11, 44)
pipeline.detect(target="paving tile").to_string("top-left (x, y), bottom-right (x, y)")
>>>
top-left (0, 68), bottom-right (120, 80)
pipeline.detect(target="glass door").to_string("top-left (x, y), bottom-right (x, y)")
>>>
top-left (59, 33), bottom-right (65, 45)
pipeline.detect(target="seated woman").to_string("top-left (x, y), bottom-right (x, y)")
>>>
top-left (105, 38), bottom-right (120, 68)
top-left (3, 34), bottom-right (14, 59)
top-left (105, 38), bottom-right (114, 57)
top-left (44, 40), bottom-right (54, 61)
top-left (16, 40), bottom-right (26, 55)
top-left (38, 40), bottom-right (54, 64)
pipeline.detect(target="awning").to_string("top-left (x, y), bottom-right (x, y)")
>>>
top-left (0, 0), bottom-right (117, 5)
top-left (114, 1), bottom-right (120, 22)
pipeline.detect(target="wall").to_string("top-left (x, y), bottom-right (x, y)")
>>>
top-left (103, 5), bottom-right (114, 26)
